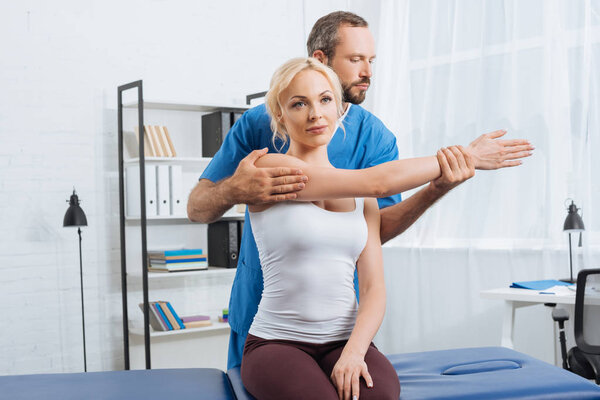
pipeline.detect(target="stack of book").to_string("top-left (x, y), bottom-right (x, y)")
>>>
top-left (181, 315), bottom-right (212, 329)
top-left (148, 248), bottom-right (208, 272)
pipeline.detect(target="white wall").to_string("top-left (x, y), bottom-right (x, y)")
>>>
top-left (0, 0), bottom-right (383, 374)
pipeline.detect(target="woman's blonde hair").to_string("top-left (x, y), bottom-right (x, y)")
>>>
top-left (265, 57), bottom-right (345, 151)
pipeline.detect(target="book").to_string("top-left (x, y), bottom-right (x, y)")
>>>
top-left (134, 126), bottom-right (154, 157)
top-left (157, 302), bottom-right (180, 330)
top-left (156, 126), bottom-right (173, 157)
top-left (150, 257), bottom-right (207, 264)
top-left (510, 280), bottom-right (574, 290)
top-left (181, 315), bottom-right (210, 323)
top-left (183, 320), bottom-right (212, 328)
top-left (165, 301), bottom-right (185, 329)
top-left (145, 125), bottom-right (163, 157)
top-left (152, 302), bottom-right (173, 330)
top-left (161, 126), bottom-right (177, 157)
top-left (138, 303), bottom-right (167, 331)
top-left (148, 261), bottom-right (208, 272)
top-left (148, 249), bottom-right (204, 260)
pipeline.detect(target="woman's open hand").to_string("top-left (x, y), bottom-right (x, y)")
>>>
top-left (330, 348), bottom-right (373, 400)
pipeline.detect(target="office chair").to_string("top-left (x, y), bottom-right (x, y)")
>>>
top-left (552, 268), bottom-right (600, 384)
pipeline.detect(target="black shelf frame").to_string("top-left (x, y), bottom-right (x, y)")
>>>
top-left (118, 80), bottom-right (151, 370)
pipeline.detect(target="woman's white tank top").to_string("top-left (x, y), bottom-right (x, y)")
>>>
top-left (248, 198), bottom-right (368, 343)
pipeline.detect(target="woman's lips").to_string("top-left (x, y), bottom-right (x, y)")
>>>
top-left (306, 125), bottom-right (328, 134)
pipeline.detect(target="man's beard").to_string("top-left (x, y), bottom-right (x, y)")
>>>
top-left (341, 78), bottom-right (370, 104)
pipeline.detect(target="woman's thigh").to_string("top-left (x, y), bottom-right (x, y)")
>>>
top-left (319, 343), bottom-right (400, 400)
top-left (241, 338), bottom-right (338, 400)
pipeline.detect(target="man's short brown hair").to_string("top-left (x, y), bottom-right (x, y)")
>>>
top-left (306, 11), bottom-right (368, 61)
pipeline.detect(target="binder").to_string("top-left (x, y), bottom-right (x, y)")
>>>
top-left (169, 164), bottom-right (185, 216)
top-left (208, 220), bottom-right (241, 268)
top-left (156, 164), bottom-right (170, 216)
top-left (126, 165), bottom-right (158, 217)
top-left (202, 111), bottom-right (232, 157)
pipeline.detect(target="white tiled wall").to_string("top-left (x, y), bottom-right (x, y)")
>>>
top-left (0, 0), bottom-right (382, 374)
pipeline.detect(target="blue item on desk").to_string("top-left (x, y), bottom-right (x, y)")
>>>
top-left (511, 279), bottom-right (574, 290)
top-left (2, 347), bottom-right (600, 399)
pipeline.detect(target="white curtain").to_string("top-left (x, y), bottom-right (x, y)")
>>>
top-left (371, 0), bottom-right (600, 360)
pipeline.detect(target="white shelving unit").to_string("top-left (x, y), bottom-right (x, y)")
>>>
top-left (118, 82), bottom-right (247, 371)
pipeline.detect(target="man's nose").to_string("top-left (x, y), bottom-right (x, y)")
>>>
top-left (359, 61), bottom-right (372, 78)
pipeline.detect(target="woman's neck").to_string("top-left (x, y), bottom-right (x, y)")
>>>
top-left (286, 143), bottom-right (332, 168)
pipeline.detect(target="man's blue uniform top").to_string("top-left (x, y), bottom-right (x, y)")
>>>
top-left (200, 103), bottom-right (402, 368)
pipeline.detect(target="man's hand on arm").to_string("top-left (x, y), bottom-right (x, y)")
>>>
top-left (379, 146), bottom-right (473, 243)
top-left (468, 129), bottom-right (534, 169)
top-left (187, 148), bottom-right (308, 223)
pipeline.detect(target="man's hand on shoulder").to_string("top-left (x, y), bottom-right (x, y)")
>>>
top-left (468, 129), bottom-right (534, 170)
top-left (227, 148), bottom-right (308, 205)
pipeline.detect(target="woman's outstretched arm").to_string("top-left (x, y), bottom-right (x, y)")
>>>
top-left (254, 146), bottom-right (473, 201)
top-left (330, 198), bottom-right (385, 400)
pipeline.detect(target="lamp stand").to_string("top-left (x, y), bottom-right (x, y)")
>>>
top-left (78, 227), bottom-right (87, 372)
top-left (560, 233), bottom-right (576, 284)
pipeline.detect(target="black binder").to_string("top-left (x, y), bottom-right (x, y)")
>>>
top-left (207, 220), bottom-right (241, 268)
top-left (202, 111), bottom-right (233, 157)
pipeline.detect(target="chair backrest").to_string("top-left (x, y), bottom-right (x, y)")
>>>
top-left (574, 268), bottom-right (600, 354)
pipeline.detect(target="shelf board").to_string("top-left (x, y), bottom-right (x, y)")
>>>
top-left (127, 266), bottom-right (237, 279)
top-left (125, 212), bottom-right (245, 222)
top-left (123, 100), bottom-right (250, 113)
top-left (124, 157), bottom-right (212, 164)
top-left (129, 321), bottom-right (230, 337)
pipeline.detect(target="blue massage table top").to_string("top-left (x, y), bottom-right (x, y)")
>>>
top-left (0, 368), bottom-right (236, 400)
top-left (388, 346), bottom-right (600, 399)
top-left (1, 347), bottom-right (599, 399)
top-left (227, 346), bottom-right (600, 400)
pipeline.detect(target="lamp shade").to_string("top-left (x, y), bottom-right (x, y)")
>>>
top-left (563, 201), bottom-right (585, 232)
top-left (64, 190), bottom-right (88, 227)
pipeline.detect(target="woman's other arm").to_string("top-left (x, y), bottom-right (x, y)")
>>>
top-left (330, 198), bottom-right (384, 400)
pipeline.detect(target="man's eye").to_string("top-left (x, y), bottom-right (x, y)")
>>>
top-left (350, 58), bottom-right (360, 63)
top-left (369, 59), bottom-right (375, 64)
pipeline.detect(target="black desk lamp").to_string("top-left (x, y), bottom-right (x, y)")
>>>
top-left (562, 200), bottom-right (585, 284)
top-left (63, 189), bottom-right (88, 372)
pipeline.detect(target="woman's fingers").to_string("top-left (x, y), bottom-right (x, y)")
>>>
top-left (351, 371), bottom-right (360, 400)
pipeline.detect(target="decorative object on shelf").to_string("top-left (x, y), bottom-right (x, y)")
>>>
top-left (63, 189), bottom-right (89, 372)
top-left (562, 199), bottom-right (585, 283)
top-left (218, 308), bottom-right (229, 323)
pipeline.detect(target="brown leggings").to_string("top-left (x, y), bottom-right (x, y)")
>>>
top-left (241, 334), bottom-right (400, 400)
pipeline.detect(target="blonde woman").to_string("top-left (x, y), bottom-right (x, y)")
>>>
top-left (240, 58), bottom-right (474, 400)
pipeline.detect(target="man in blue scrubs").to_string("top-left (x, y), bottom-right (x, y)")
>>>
top-left (188, 11), bottom-right (533, 369)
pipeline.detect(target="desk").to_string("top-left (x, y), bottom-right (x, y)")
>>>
top-left (480, 287), bottom-right (576, 363)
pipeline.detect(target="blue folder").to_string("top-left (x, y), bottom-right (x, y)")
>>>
top-left (510, 279), bottom-right (574, 290)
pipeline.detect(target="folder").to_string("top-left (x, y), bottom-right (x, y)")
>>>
top-left (156, 164), bottom-right (170, 216)
top-left (126, 165), bottom-right (158, 217)
top-left (169, 164), bottom-right (185, 216)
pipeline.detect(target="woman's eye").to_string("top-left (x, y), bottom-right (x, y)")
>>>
top-left (321, 96), bottom-right (332, 104)
top-left (292, 101), bottom-right (305, 108)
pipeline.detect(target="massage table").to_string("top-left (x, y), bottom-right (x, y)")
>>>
top-left (2, 347), bottom-right (599, 399)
